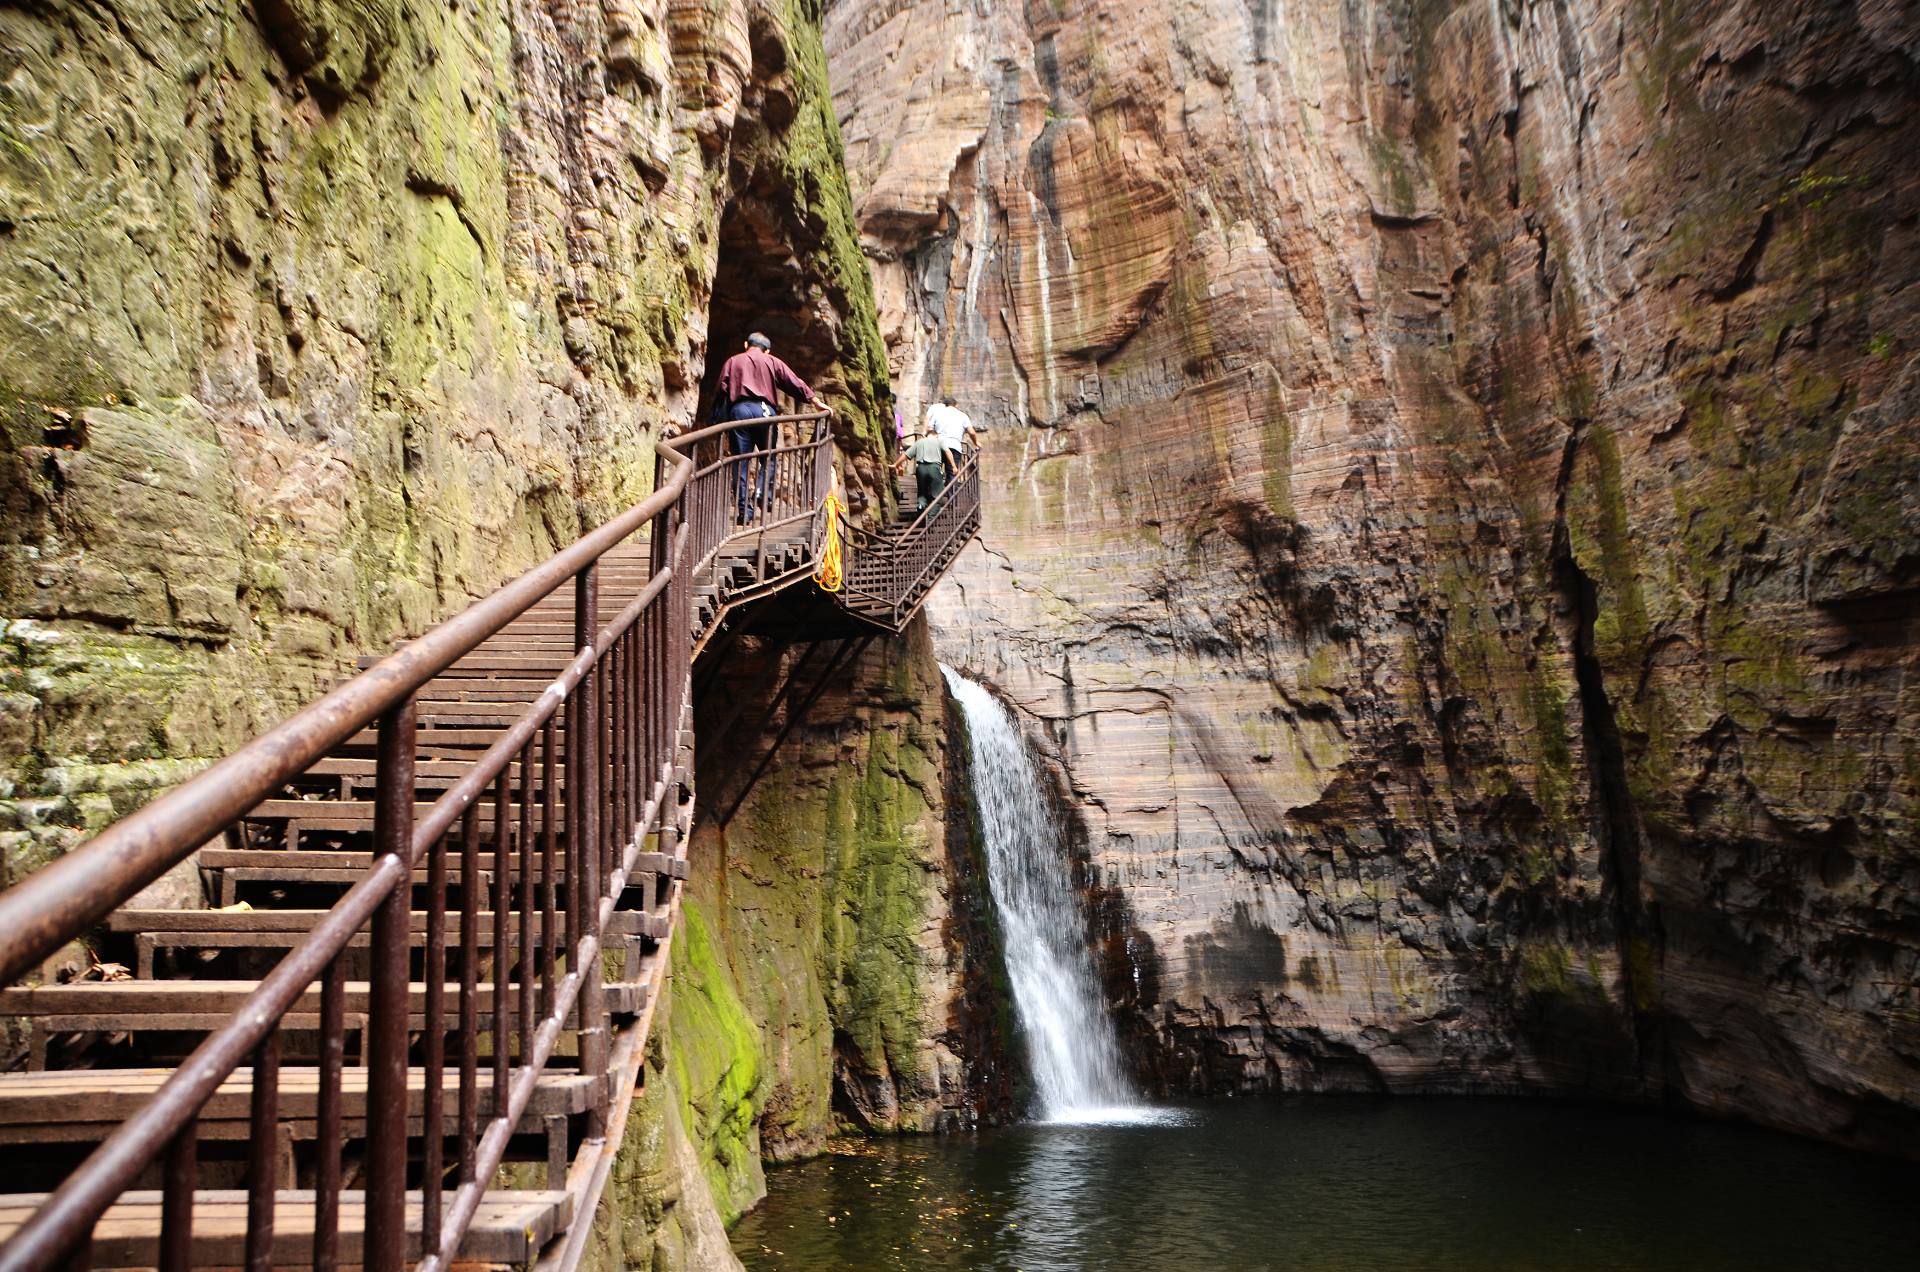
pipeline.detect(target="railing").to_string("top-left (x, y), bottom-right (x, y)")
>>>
top-left (677, 410), bottom-right (835, 593)
top-left (0, 409), bottom-right (827, 1271)
top-left (839, 448), bottom-right (982, 628)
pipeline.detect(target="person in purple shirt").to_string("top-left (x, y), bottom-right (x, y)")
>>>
top-left (713, 333), bottom-right (817, 523)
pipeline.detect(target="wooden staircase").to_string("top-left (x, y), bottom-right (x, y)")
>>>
top-left (0, 546), bottom-right (680, 1265)
top-left (0, 411), bottom-right (981, 1269)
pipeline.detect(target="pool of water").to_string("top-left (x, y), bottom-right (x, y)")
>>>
top-left (730, 1098), bottom-right (1920, 1270)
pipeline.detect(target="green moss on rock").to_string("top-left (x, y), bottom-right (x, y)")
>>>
top-left (667, 897), bottom-right (766, 1226)
top-left (820, 722), bottom-right (931, 1086)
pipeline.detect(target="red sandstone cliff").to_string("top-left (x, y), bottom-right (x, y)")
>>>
top-left (827, 0), bottom-right (1919, 1152)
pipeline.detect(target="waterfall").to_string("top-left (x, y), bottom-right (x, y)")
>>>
top-left (943, 666), bottom-right (1148, 1123)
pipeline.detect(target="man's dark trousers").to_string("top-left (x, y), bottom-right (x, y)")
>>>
top-left (915, 460), bottom-right (947, 513)
top-left (726, 398), bottom-right (776, 522)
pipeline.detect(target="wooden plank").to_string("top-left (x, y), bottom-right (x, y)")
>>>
top-left (300, 759), bottom-right (567, 781)
top-left (631, 852), bottom-right (689, 881)
top-left (358, 654), bottom-right (577, 673)
top-left (341, 727), bottom-right (545, 749)
top-left (243, 799), bottom-right (561, 827)
top-left (0, 1188), bottom-right (573, 1266)
top-left (198, 849), bottom-right (562, 874)
top-left (215, 868), bottom-right (496, 897)
top-left (107, 910), bottom-right (657, 938)
top-left (0, 1067), bottom-right (599, 1127)
top-left (408, 700), bottom-right (549, 719)
top-left (412, 682), bottom-right (562, 702)
top-left (0, 978), bottom-right (645, 1019)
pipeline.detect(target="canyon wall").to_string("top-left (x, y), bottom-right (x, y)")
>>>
top-left (827, 0), bottom-right (1920, 1152)
top-left (0, 0), bottom-right (892, 889)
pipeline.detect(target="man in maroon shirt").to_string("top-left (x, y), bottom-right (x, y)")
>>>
top-left (713, 333), bottom-right (817, 523)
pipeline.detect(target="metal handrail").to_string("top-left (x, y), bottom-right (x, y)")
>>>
top-left (0, 406), bottom-right (833, 1271)
top-left (0, 461), bottom-right (690, 991)
top-left (675, 410), bottom-right (832, 588)
top-left (835, 449), bottom-right (981, 629)
top-left (883, 446), bottom-right (979, 542)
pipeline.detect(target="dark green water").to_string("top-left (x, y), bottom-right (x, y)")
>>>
top-left (731, 1098), bottom-right (1920, 1270)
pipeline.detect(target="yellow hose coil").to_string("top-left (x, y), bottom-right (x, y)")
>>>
top-left (814, 483), bottom-right (846, 593)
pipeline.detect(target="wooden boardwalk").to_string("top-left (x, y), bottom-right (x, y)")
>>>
top-left (0, 413), bottom-right (979, 1269)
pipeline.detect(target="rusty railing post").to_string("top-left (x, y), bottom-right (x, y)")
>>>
top-left (245, 1028), bottom-right (280, 1272)
top-left (422, 824), bottom-right (448, 1257)
top-left (159, 1119), bottom-right (196, 1272)
top-left (575, 563), bottom-right (609, 1138)
top-left (365, 695), bottom-right (416, 1272)
top-left (314, 957), bottom-right (345, 1272)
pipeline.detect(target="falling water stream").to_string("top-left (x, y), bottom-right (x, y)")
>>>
top-left (732, 669), bottom-right (1920, 1270)
top-left (940, 666), bottom-right (1147, 1124)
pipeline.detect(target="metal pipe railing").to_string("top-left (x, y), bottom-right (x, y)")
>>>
top-left (838, 448), bottom-right (981, 627)
top-left (0, 406), bottom-right (835, 1271)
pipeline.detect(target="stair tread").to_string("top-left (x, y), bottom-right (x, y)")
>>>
top-left (0, 1188), bottom-right (573, 1266)
top-left (109, 909), bottom-right (664, 935)
top-left (199, 848), bottom-right (595, 870)
top-left (0, 1066), bottom-right (599, 1125)
top-left (245, 799), bottom-right (559, 822)
top-left (0, 977), bottom-right (647, 1015)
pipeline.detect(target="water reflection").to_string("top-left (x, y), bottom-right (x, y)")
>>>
top-left (732, 1098), bottom-right (1920, 1271)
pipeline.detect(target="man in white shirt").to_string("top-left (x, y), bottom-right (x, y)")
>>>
top-left (924, 396), bottom-right (977, 474)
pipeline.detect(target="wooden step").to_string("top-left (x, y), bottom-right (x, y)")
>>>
top-left (465, 622), bottom-right (593, 635)
top-left (201, 848), bottom-right (679, 884)
top-left (283, 760), bottom-right (569, 799)
top-left (411, 682), bottom-right (564, 703)
top-left (199, 849), bottom-right (589, 876)
top-left (340, 727), bottom-right (552, 753)
top-left (0, 977), bottom-right (647, 1044)
top-left (234, 805), bottom-right (665, 851)
top-left (244, 799), bottom-right (562, 830)
top-left (211, 864), bottom-right (498, 908)
top-left (107, 909), bottom-right (668, 976)
top-left (107, 910), bottom-right (663, 939)
top-left (409, 701), bottom-right (552, 721)
top-left (0, 1188), bottom-right (573, 1267)
top-left (416, 657), bottom-right (581, 677)
top-left (470, 638), bottom-right (584, 651)
top-left (358, 654), bottom-right (579, 674)
top-left (0, 1066), bottom-right (600, 1142)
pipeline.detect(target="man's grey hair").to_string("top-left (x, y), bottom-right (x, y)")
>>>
top-left (746, 332), bottom-right (772, 350)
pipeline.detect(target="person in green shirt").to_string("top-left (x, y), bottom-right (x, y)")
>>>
top-left (894, 429), bottom-right (949, 513)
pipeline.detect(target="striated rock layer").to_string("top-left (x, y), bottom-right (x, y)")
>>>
top-left (828, 0), bottom-right (1920, 1152)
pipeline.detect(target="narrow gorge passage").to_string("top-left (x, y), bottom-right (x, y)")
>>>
top-left (942, 668), bottom-right (1147, 1124)
top-left (2, 0), bottom-right (1917, 1264)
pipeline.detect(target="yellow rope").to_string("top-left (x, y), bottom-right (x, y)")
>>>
top-left (814, 483), bottom-right (846, 593)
